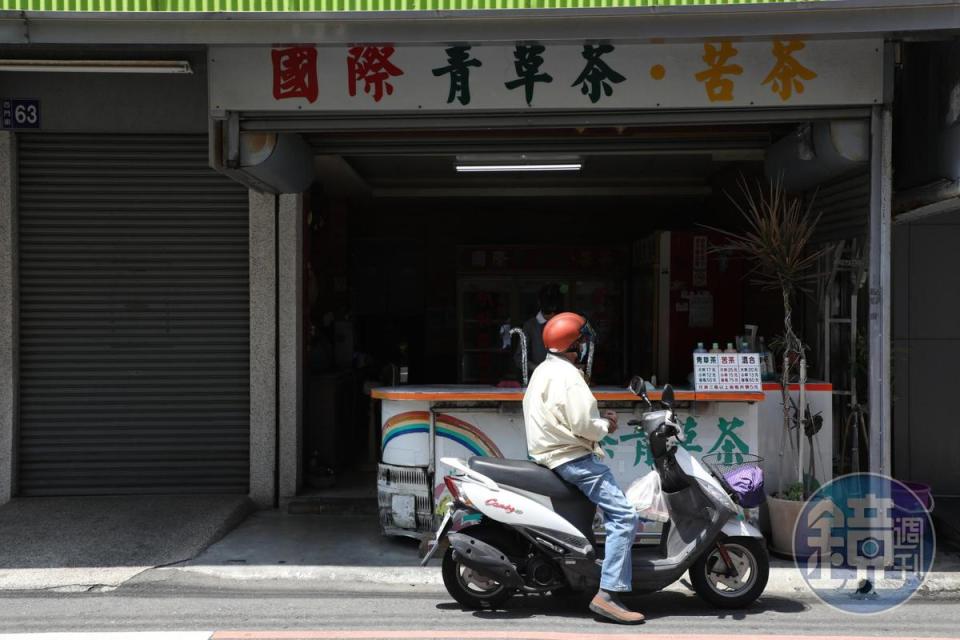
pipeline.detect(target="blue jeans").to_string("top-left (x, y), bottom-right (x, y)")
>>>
top-left (554, 454), bottom-right (638, 592)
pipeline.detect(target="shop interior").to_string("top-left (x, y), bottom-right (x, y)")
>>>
top-left (298, 121), bottom-right (864, 498)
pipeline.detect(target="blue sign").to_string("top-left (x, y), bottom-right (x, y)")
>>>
top-left (793, 473), bottom-right (935, 614)
top-left (1, 99), bottom-right (41, 130)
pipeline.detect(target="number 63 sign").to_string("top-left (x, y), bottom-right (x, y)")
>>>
top-left (2, 99), bottom-right (41, 130)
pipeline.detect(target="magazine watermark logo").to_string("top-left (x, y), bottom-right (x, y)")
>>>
top-left (793, 473), bottom-right (935, 614)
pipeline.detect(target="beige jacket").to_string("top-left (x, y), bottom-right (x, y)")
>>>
top-left (523, 353), bottom-right (612, 469)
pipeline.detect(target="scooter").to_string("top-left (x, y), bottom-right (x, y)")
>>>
top-left (422, 378), bottom-right (769, 610)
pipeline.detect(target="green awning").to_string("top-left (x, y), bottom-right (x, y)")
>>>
top-left (0, 0), bottom-right (820, 12)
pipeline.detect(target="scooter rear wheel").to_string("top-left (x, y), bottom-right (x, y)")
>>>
top-left (442, 547), bottom-right (512, 610)
top-left (690, 536), bottom-right (769, 609)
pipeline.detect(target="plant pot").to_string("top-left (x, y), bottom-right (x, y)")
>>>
top-left (767, 494), bottom-right (805, 557)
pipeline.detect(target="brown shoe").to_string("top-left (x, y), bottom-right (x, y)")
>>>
top-left (589, 592), bottom-right (645, 624)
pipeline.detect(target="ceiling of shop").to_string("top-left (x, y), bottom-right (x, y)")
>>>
top-left (308, 125), bottom-right (786, 200)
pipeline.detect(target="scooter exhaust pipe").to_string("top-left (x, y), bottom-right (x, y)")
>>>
top-left (447, 533), bottom-right (524, 589)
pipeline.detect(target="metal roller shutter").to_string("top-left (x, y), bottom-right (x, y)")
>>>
top-left (17, 133), bottom-right (250, 496)
top-left (810, 172), bottom-right (870, 244)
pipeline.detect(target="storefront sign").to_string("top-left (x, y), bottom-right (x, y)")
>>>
top-left (0, 0), bottom-right (845, 11)
top-left (1, 99), bottom-right (40, 130)
top-left (209, 39), bottom-right (882, 113)
top-left (694, 352), bottom-right (762, 392)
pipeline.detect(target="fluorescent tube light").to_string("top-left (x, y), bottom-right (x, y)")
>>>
top-left (456, 163), bottom-right (583, 173)
top-left (0, 60), bottom-right (193, 74)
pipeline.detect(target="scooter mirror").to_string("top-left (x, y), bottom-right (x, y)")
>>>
top-left (661, 384), bottom-right (675, 408)
top-left (628, 376), bottom-right (646, 397)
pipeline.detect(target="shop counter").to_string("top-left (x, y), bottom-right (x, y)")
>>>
top-left (372, 386), bottom-right (764, 403)
top-left (374, 383), bottom-right (831, 538)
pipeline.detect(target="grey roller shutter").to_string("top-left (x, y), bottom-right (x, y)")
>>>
top-left (17, 134), bottom-right (250, 496)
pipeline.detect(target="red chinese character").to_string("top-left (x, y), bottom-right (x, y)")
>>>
top-left (272, 46), bottom-right (319, 103)
top-left (348, 45), bottom-right (404, 102)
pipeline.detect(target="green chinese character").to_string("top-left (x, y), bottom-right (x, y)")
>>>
top-left (432, 45), bottom-right (482, 106)
top-left (602, 435), bottom-right (618, 458)
top-left (679, 416), bottom-right (703, 453)
top-left (505, 44), bottom-right (553, 106)
top-left (571, 44), bottom-right (626, 104)
top-left (619, 433), bottom-right (654, 468)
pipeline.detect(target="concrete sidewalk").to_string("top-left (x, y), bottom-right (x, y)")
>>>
top-left (0, 495), bottom-right (253, 591)
top-left (133, 511), bottom-right (438, 592)
top-left (133, 511), bottom-right (960, 598)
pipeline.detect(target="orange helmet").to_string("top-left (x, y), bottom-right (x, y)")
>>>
top-left (543, 312), bottom-right (589, 353)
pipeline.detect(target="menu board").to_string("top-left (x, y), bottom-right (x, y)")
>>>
top-left (693, 353), bottom-right (762, 392)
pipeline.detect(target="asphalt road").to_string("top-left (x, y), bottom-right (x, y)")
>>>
top-left (0, 586), bottom-right (958, 637)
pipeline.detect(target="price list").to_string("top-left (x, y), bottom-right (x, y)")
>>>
top-left (694, 353), bottom-right (762, 392)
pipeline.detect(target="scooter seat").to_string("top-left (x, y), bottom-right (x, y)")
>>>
top-left (468, 456), bottom-right (597, 545)
top-left (467, 456), bottom-right (581, 500)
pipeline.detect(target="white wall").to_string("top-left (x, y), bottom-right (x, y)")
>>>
top-left (758, 388), bottom-right (833, 497)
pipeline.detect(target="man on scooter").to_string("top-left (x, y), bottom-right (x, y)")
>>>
top-left (522, 312), bottom-right (644, 624)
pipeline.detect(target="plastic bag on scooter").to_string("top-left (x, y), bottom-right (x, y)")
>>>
top-left (625, 471), bottom-right (669, 523)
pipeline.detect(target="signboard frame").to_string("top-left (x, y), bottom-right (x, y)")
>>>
top-left (209, 39), bottom-right (884, 115)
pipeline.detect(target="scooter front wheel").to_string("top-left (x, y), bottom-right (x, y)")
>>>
top-left (690, 536), bottom-right (769, 609)
top-left (441, 548), bottom-right (512, 610)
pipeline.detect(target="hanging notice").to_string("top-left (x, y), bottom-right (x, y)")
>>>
top-left (694, 353), bottom-right (762, 392)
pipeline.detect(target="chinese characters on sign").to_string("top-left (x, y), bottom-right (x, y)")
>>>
top-left (763, 39), bottom-right (818, 101)
top-left (432, 45), bottom-right (483, 106)
top-left (271, 46), bottom-right (319, 103)
top-left (707, 417), bottom-right (749, 464)
top-left (794, 474), bottom-right (935, 614)
top-left (695, 42), bottom-right (743, 102)
top-left (264, 39), bottom-right (832, 108)
top-left (602, 415), bottom-right (735, 469)
top-left (572, 44), bottom-right (626, 104)
top-left (348, 45), bottom-right (404, 102)
top-left (504, 44), bottom-right (554, 106)
top-left (694, 353), bottom-right (762, 392)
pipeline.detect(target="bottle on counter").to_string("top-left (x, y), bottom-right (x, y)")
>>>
top-left (759, 336), bottom-right (774, 379)
top-left (689, 344), bottom-right (705, 387)
top-left (739, 340), bottom-right (751, 353)
top-left (709, 342), bottom-right (722, 354)
top-left (724, 342), bottom-right (737, 354)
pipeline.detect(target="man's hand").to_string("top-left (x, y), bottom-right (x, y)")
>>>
top-left (604, 410), bottom-right (619, 434)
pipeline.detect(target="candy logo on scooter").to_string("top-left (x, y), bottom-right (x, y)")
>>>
top-left (485, 498), bottom-right (523, 515)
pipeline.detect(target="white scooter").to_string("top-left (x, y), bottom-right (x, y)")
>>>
top-left (422, 378), bottom-right (769, 610)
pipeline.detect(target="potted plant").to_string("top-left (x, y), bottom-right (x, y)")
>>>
top-left (708, 176), bottom-right (827, 556)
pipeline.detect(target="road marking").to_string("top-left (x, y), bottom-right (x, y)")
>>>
top-left (3, 633), bottom-right (955, 640)
top-left (0, 631), bottom-right (213, 640)
top-left (0, 634), bottom-right (213, 640)
top-left (212, 634), bottom-right (960, 640)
